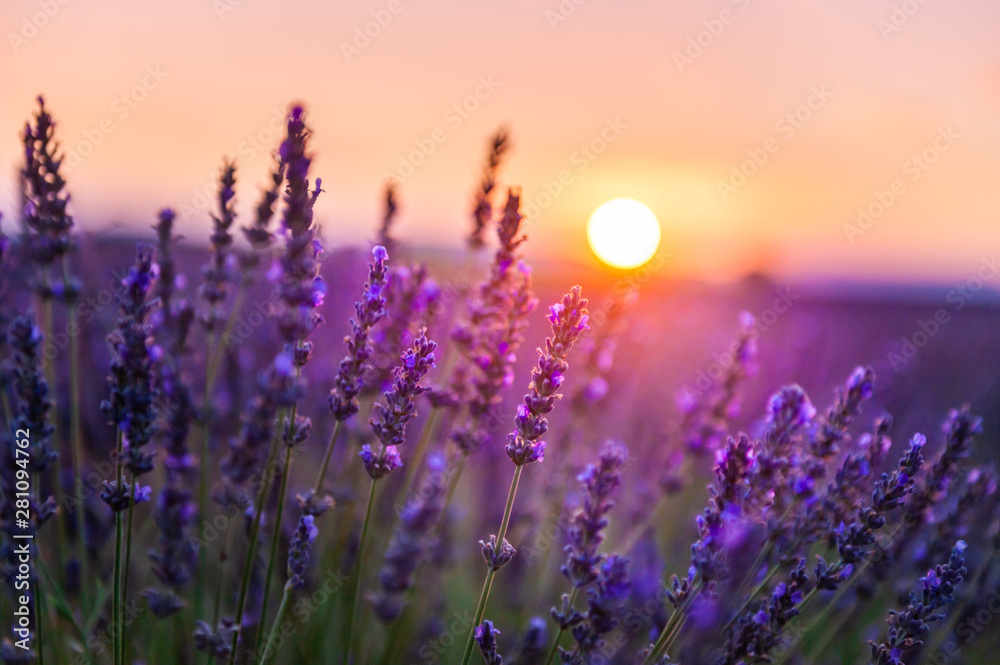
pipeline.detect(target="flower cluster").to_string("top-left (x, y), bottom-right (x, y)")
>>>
top-left (361, 328), bottom-right (437, 479)
top-left (564, 555), bottom-right (630, 663)
top-left (474, 619), bottom-right (504, 665)
top-left (468, 128), bottom-right (509, 250)
top-left (100, 243), bottom-right (160, 510)
top-left (20, 97), bottom-right (78, 302)
top-left (272, 105), bottom-right (325, 348)
top-left (220, 354), bottom-right (301, 490)
top-left (449, 190), bottom-right (537, 455)
top-left (198, 162), bottom-right (237, 333)
top-left (329, 245), bottom-right (389, 421)
top-left (561, 441), bottom-right (628, 588)
top-left (667, 434), bottom-right (756, 608)
top-left (286, 515), bottom-right (319, 590)
top-left (149, 208), bottom-right (197, 601)
top-left (869, 541), bottom-right (968, 665)
top-left (2, 315), bottom-right (57, 534)
top-left (505, 286), bottom-right (589, 466)
top-left (369, 263), bottom-right (439, 396)
top-left (677, 311), bottom-right (758, 454)
top-left (721, 559), bottom-right (809, 664)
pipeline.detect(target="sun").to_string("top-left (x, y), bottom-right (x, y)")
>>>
top-left (587, 198), bottom-right (661, 269)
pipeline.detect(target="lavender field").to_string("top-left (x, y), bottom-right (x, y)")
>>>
top-left (0, 98), bottom-right (997, 665)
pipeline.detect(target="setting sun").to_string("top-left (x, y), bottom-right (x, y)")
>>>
top-left (587, 198), bottom-right (661, 269)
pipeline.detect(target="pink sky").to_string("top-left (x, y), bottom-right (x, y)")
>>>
top-left (2, 0), bottom-right (998, 282)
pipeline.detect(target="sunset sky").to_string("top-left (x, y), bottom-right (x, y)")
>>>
top-left (2, 0), bottom-right (998, 283)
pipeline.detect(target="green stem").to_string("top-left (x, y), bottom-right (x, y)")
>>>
top-left (399, 406), bottom-right (443, 498)
top-left (121, 472), bottom-right (136, 664)
top-left (212, 515), bottom-right (237, 627)
top-left (228, 410), bottom-right (284, 665)
top-left (113, 429), bottom-right (124, 665)
top-left (312, 420), bottom-right (344, 495)
top-left (261, 584), bottom-right (293, 665)
top-left (460, 464), bottom-right (524, 665)
top-left (255, 444), bottom-right (294, 656)
top-left (544, 587), bottom-right (579, 665)
top-left (718, 560), bottom-right (782, 639)
top-left (644, 579), bottom-right (703, 664)
top-left (62, 258), bottom-right (88, 597)
top-left (205, 285), bottom-right (247, 386)
top-left (346, 477), bottom-right (379, 664)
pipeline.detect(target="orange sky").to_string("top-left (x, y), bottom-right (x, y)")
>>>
top-left (2, 0), bottom-right (998, 283)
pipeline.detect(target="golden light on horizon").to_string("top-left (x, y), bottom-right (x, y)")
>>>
top-left (586, 198), bottom-right (661, 269)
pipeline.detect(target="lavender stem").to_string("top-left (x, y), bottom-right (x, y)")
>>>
top-left (345, 476), bottom-right (379, 664)
top-left (460, 463), bottom-right (523, 665)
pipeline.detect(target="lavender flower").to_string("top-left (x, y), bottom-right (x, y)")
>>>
top-left (512, 617), bottom-right (547, 665)
top-left (564, 555), bottom-right (630, 662)
top-left (20, 97), bottom-right (77, 301)
top-left (101, 243), bottom-right (160, 506)
top-left (449, 190), bottom-right (537, 455)
top-left (370, 454), bottom-right (447, 622)
top-left (220, 355), bottom-right (300, 490)
top-left (811, 416), bottom-right (893, 550)
top-left (361, 328), bottom-right (436, 479)
top-left (561, 441), bottom-right (628, 588)
top-left (329, 245), bottom-right (389, 421)
top-left (198, 161), bottom-right (237, 333)
top-left (241, 156), bottom-right (282, 259)
top-left (148, 208), bottom-right (197, 596)
top-left (869, 541), bottom-right (968, 665)
top-left (369, 263), bottom-right (435, 396)
top-left (481, 534), bottom-right (517, 571)
top-left (677, 311), bottom-right (758, 454)
top-left (904, 406), bottom-right (981, 525)
top-left (569, 288), bottom-right (636, 413)
top-left (810, 366), bottom-right (875, 461)
top-left (475, 619), bottom-right (504, 665)
top-left (1, 315), bottom-right (57, 538)
top-left (814, 432), bottom-right (926, 589)
top-left (872, 407), bottom-right (982, 583)
top-left (273, 105), bottom-right (324, 348)
top-left (505, 286), bottom-right (589, 466)
top-left (194, 618), bottom-right (237, 661)
top-left (469, 128), bottom-right (509, 250)
top-left (667, 435), bottom-right (756, 608)
top-left (286, 515), bottom-right (319, 590)
top-left (720, 560), bottom-right (809, 665)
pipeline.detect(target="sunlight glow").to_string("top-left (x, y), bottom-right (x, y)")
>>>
top-left (586, 198), bottom-right (661, 269)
